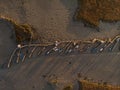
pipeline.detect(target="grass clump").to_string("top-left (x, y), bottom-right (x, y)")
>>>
top-left (78, 80), bottom-right (120, 90)
top-left (0, 16), bottom-right (39, 43)
top-left (13, 24), bottom-right (38, 43)
top-left (75, 0), bottom-right (120, 27)
top-left (63, 85), bottom-right (73, 90)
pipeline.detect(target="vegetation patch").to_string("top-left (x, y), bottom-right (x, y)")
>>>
top-left (63, 85), bottom-right (73, 90)
top-left (13, 24), bottom-right (38, 43)
top-left (78, 80), bottom-right (120, 90)
top-left (0, 16), bottom-right (39, 44)
top-left (75, 0), bottom-right (120, 27)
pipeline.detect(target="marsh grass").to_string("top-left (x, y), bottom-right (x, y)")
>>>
top-left (75, 0), bottom-right (120, 27)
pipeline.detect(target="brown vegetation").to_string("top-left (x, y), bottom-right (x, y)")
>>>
top-left (63, 85), bottom-right (73, 90)
top-left (78, 80), bottom-right (120, 90)
top-left (0, 16), bottom-right (39, 44)
top-left (75, 0), bottom-right (120, 27)
top-left (13, 24), bottom-right (38, 43)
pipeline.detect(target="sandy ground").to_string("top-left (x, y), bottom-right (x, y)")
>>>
top-left (0, 0), bottom-right (120, 41)
top-left (1, 53), bottom-right (120, 90)
top-left (0, 0), bottom-right (120, 90)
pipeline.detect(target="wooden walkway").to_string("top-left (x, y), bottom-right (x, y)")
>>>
top-left (7, 36), bottom-right (120, 68)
